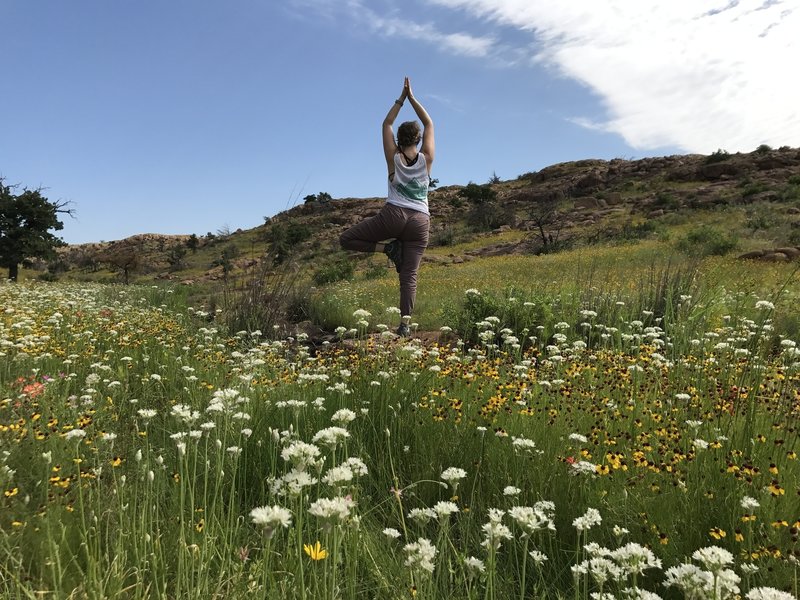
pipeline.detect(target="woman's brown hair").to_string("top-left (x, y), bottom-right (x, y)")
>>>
top-left (397, 121), bottom-right (421, 148)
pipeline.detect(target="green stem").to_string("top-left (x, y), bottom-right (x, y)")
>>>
top-left (520, 536), bottom-right (529, 600)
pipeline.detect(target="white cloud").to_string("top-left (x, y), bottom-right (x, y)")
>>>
top-left (425, 0), bottom-right (800, 153)
top-left (289, 0), bottom-right (496, 58)
top-left (362, 11), bottom-right (496, 57)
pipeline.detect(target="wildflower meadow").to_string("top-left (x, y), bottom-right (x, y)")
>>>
top-left (1, 274), bottom-right (800, 599)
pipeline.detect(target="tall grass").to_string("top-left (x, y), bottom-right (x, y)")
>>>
top-left (1, 275), bottom-right (799, 599)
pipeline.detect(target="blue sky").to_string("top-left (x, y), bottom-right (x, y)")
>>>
top-left (2, 0), bottom-right (798, 244)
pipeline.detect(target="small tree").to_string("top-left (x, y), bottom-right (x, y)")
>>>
top-left (167, 245), bottom-right (187, 271)
top-left (459, 182), bottom-right (501, 231)
top-left (0, 180), bottom-right (72, 281)
top-left (517, 191), bottom-right (567, 253)
top-left (270, 219), bottom-right (311, 263)
top-left (186, 234), bottom-right (199, 253)
top-left (97, 240), bottom-right (142, 285)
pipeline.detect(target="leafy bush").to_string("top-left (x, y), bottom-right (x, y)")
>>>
top-left (312, 257), bottom-right (355, 285)
top-left (430, 224), bottom-right (456, 247)
top-left (745, 206), bottom-right (778, 232)
top-left (448, 197), bottom-right (464, 210)
top-left (653, 191), bottom-right (679, 209)
top-left (755, 144), bottom-right (772, 154)
top-left (361, 261), bottom-right (387, 281)
top-left (781, 182), bottom-right (800, 202)
top-left (459, 183), bottom-right (505, 231)
top-left (271, 219), bottom-right (313, 262)
top-left (740, 181), bottom-right (770, 198)
top-left (211, 245), bottom-right (240, 268)
top-left (441, 288), bottom-right (551, 346)
top-left (704, 149), bottom-right (731, 164)
top-left (676, 225), bottom-right (738, 256)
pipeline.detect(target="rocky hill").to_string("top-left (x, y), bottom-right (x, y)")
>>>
top-left (50, 146), bottom-right (800, 283)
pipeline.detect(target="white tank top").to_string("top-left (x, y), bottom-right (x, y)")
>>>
top-left (387, 152), bottom-right (429, 215)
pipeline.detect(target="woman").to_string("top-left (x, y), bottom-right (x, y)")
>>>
top-left (339, 77), bottom-right (434, 337)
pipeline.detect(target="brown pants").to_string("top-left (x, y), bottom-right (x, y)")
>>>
top-left (339, 203), bottom-right (430, 317)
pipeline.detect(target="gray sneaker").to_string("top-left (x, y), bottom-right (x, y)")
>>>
top-left (397, 323), bottom-right (411, 337)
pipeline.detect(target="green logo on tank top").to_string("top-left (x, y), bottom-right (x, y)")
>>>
top-left (396, 178), bottom-right (428, 202)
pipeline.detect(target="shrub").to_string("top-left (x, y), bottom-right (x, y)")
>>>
top-left (271, 219), bottom-right (312, 262)
top-left (755, 143), bottom-right (772, 154)
top-left (430, 224), bottom-right (456, 247)
top-left (653, 191), bottom-right (679, 209)
top-left (211, 245), bottom-right (240, 268)
top-left (704, 149), bottom-right (731, 164)
top-left (441, 288), bottom-right (551, 347)
top-left (459, 183), bottom-right (504, 231)
top-left (223, 260), bottom-right (309, 335)
top-left (741, 181), bottom-right (770, 198)
top-left (447, 196), bottom-right (464, 209)
top-left (616, 220), bottom-right (661, 243)
top-left (676, 225), bottom-right (738, 256)
top-left (781, 182), bottom-right (800, 202)
top-left (745, 206), bottom-right (778, 232)
top-left (361, 261), bottom-right (388, 280)
top-left (312, 257), bottom-right (355, 285)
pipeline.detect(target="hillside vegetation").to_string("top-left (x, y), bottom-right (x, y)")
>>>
top-left (14, 146), bottom-right (800, 339)
top-left (3, 148), bottom-right (800, 598)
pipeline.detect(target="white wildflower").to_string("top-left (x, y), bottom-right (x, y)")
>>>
top-left (404, 537), bottom-right (437, 574)
top-left (383, 527), bottom-right (401, 539)
top-left (573, 507), bottom-right (602, 532)
top-left (250, 505), bottom-right (292, 539)
top-left (440, 467), bottom-right (467, 490)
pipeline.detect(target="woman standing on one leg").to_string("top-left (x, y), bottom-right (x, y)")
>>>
top-left (339, 77), bottom-right (435, 337)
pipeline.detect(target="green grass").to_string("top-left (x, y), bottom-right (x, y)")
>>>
top-left (305, 239), bottom-right (800, 333)
top-left (2, 249), bottom-right (799, 598)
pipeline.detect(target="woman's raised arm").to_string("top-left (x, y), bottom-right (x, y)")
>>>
top-left (405, 78), bottom-right (434, 168)
top-left (382, 82), bottom-right (408, 172)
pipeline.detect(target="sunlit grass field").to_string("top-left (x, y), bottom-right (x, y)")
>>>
top-left (2, 244), bottom-right (800, 599)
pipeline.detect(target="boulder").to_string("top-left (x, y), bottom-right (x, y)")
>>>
top-left (738, 250), bottom-right (766, 260)
top-left (762, 252), bottom-right (790, 262)
top-left (699, 162), bottom-right (746, 180)
top-left (575, 171), bottom-right (607, 192)
top-left (573, 197), bottom-right (601, 210)
top-left (755, 155), bottom-right (796, 170)
top-left (774, 247), bottom-right (800, 258)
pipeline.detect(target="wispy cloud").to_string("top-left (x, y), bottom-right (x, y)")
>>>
top-left (360, 9), bottom-right (496, 57)
top-left (288, 0), bottom-right (496, 58)
top-left (425, 0), bottom-right (800, 153)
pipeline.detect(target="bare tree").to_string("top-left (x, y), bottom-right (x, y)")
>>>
top-left (97, 239), bottom-right (144, 284)
top-left (517, 190), bottom-right (568, 253)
